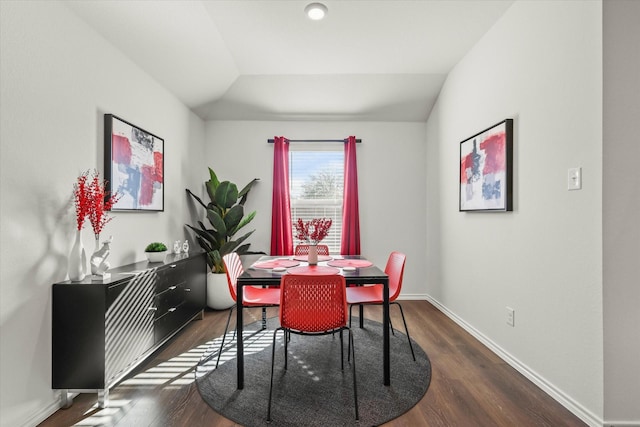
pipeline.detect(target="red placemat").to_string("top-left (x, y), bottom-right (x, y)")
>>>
top-left (292, 255), bottom-right (333, 262)
top-left (286, 266), bottom-right (340, 275)
top-left (327, 259), bottom-right (373, 268)
top-left (252, 259), bottom-right (300, 269)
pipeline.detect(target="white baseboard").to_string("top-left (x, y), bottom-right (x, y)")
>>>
top-left (423, 294), bottom-right (604, 427)
top-left (603, 422), bottom-right (640, 427)
top-left (21, 394), bottom-right (64, 427)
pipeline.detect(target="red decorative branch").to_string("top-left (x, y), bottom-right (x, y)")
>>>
top-left (73, 171), bottom-right (91, 230)
top-left (295, 218), bottom-right (332, 244)
top-left (73, 170), bottom-right (121, 236)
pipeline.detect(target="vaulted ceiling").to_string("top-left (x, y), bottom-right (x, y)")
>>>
top-left (64, 0), bottom-right (513, 122)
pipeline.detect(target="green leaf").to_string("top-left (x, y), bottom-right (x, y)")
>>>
top-left (219, 240), bottom-right (239, 258)
top-left (231, 210), bottom-right (256, 235)
top-left (238, 178), bottom-right (260, 205)
top-left (232, 229), bottom-right (255, 250)
top-left (224, 204), bottom-right (244, 234)
top-left (186, 223), bottom-right (218, 251)
top-left (208, 168), bottom-right (220, 188)
top-left (185, 189), bottom-right (207, 210)
top-left (215, 181), bottom-right (238, 210)
top-left (206, 209), bottom-right (227, 238)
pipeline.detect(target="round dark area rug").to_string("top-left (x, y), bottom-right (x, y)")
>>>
top-left (195, 316), bottom-right (431, 426)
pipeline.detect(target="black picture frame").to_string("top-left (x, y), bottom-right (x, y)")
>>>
top-left (459, 118), bottom-right (513, 212)
top-left (104, 114), bottom-right (164, 212)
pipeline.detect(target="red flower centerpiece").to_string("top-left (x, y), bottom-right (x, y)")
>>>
top-left (294, 218), bottom-right (332, 265)
top-left (295, 217), bottom-right (332, 244)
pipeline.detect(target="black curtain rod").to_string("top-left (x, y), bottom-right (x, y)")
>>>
top-left (267, 138), bottom-right (361, 143)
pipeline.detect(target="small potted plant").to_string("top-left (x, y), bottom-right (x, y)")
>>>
top-left (145, 242), bottom-right (168, 263)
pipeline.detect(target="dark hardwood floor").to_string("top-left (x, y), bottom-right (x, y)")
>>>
top-left (39, 301), bottom-right (586, 427)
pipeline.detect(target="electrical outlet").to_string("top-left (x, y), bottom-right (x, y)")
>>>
top-left (568, 167), bottom-right (582, 190)
top-left (506, 307), bottom-right (515, 327)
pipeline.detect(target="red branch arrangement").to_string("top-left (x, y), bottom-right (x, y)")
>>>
top-left (295, 218), bottom-right (332, 244)
top-left (73, 170), bottom-right (121, 237)
top-left (73, 171), bottom-right (91, 230)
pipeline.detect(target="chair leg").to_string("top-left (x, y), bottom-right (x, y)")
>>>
top-left (262, 307), bottom-right (267, 330)
top-left (284, 328), bottom-right (289, 370)
top-left (393, 302), bottom-right (416, 361)
top-left (347, 328), bottom-right (351, 362)
top-left (348, 328), bottom-right (359, 420)
top-left (267, 327), bottom-right (282, 422)
top-left (339, 329), bottom-right (344, 370)
top-left (215, 306), bottom-right (235, 368)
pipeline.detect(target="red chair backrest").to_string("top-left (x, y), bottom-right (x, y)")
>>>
top-left (279, 274), bottom-right (347, 333)
top-left (222, 252), bottom-right (244, 302)
top-left (294, 244), bottom-right (330, 256)
top-left (385, 251), bottom-right (406, 302)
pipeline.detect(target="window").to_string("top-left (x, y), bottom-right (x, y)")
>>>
top-left (289, 144), bottom-right (344, 253)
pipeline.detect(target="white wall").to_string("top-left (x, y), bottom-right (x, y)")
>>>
top-left (201, 121), bottom-right (428, 297)
top-left (0, 2), bottom-right (206, 426)
top-left (4, 1), bottom-right (635, 426)
top-left (603, 1), bottom-right (640, 425)
top-left (425, 1), bottom-right (603, 425)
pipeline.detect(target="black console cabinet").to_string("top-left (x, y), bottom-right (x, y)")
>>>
top-left (52, 252), bottom-right (206, 407)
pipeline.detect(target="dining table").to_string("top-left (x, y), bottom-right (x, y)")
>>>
top-left (235, 255), bottom-right (390, 389)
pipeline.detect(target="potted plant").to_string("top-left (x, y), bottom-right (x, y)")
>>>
top-left (186, 167), bottom-right (264, 309)
top-left (145, 242), bottom-right (168, 263)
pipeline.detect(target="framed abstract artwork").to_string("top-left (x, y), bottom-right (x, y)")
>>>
top-left (104, 114), bottom-right (164, 211)
top-left (459, 119), bottom-right (513, 212)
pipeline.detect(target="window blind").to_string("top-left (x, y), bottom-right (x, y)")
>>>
top-left (289, 145), bottom-right (344, 254)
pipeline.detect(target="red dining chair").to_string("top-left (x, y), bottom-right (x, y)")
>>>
top-left (294, 244), bottom-right (330, 256)
top-left (215, 253), bottom-right (280, 368)
top-left (267, 274), bottom-right (359, 422)
top-left (346, 251), bottom-right (416, 361)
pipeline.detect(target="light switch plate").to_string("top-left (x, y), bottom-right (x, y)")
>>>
top-left (568, 167), bottom-right (582, 190)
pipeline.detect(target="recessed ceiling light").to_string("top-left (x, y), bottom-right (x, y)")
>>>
top-left (305, 2), bottom-right (328, 20)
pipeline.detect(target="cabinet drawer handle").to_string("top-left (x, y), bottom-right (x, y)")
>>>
top-left (184, 288), bottom-right (191, 292)
top-left (169, 264), bottom-right (177, 268)
top-left (147, 307), bottom-right (158, 312)
top-left (168, 285), bottom-right (177, 291)
top-left (168, 307), bottom-right (177, 313)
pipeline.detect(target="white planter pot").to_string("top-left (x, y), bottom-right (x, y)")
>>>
top-left (207, 272), bottom-right (235, 310)
top-left (146, 251), bottom-right (167, 263)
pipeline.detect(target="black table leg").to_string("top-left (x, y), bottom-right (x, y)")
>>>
top-left (236, 285), bottom-right (244, 389)
top-left (383, 278), bottom-right (390, 386)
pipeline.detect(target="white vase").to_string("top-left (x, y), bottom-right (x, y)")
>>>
top-left (308, 244), bottom-right (318, 265)
top-left (68, 229), bottom-right (87, 282)
top-left (207, 272), bottom-right (235, 310)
